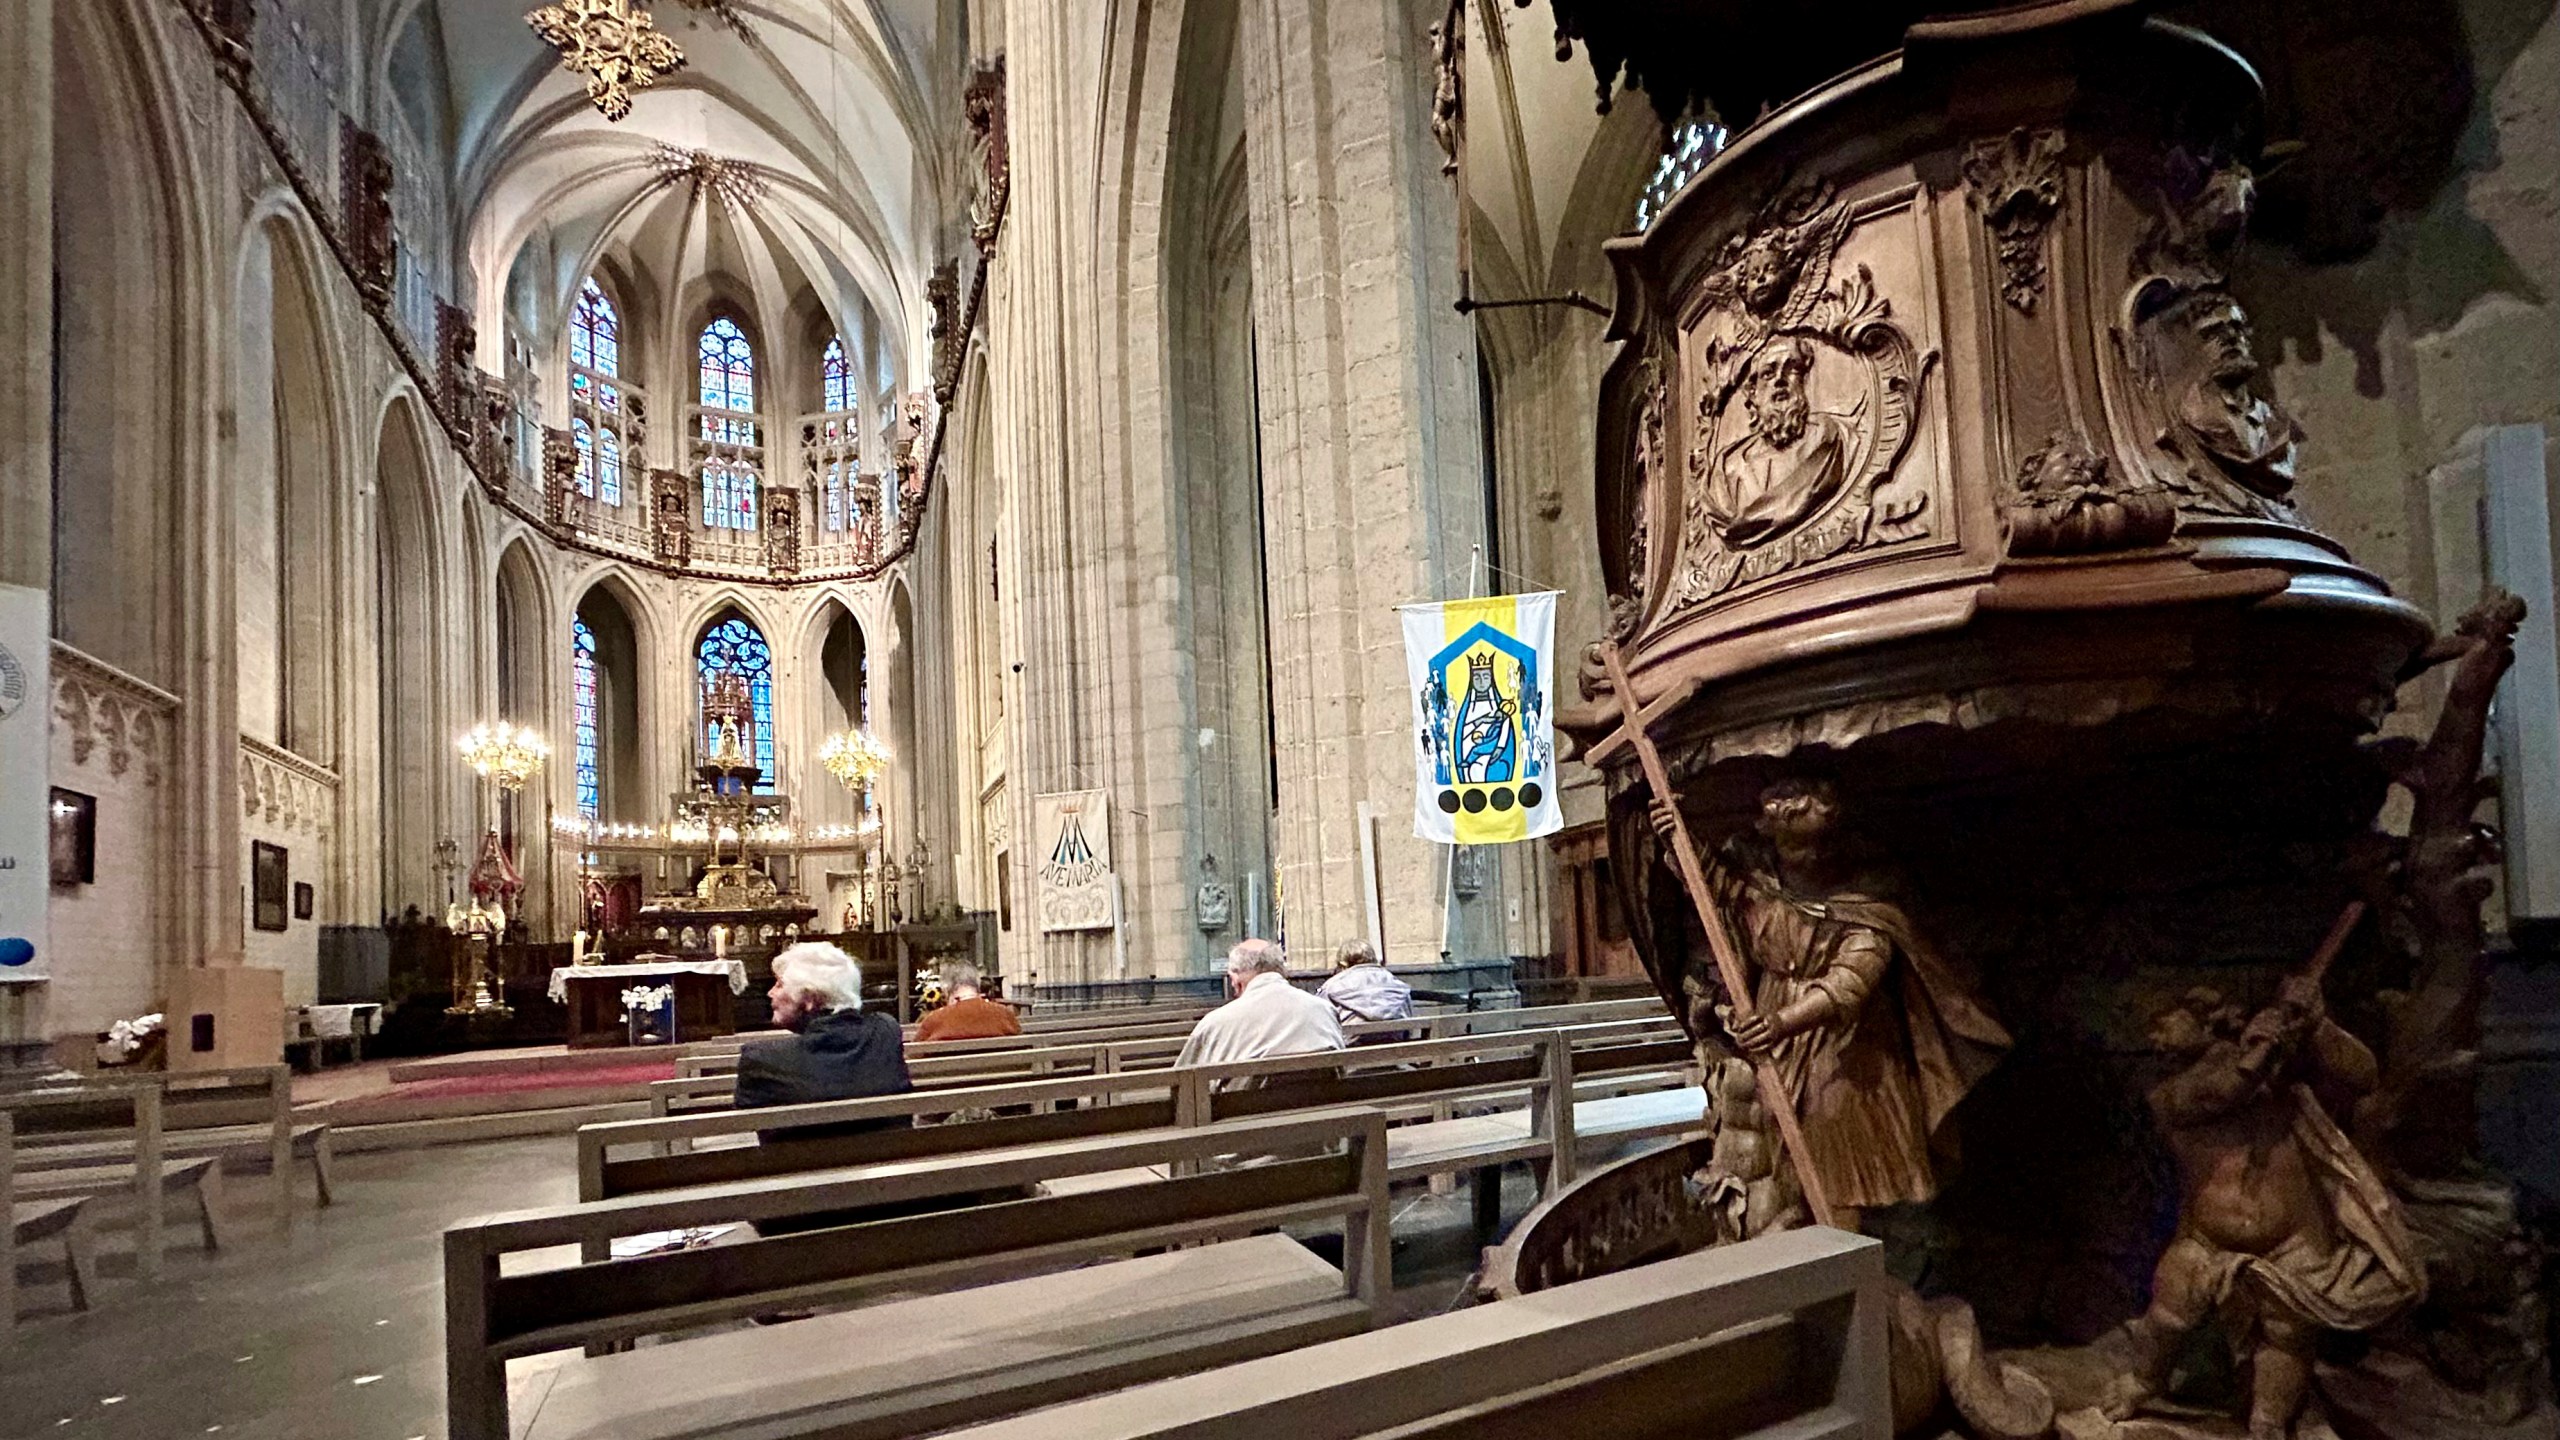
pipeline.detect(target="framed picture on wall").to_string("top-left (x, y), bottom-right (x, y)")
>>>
top-left (252, 841), bottom-right (290, 932)
top-left (293, 881), bottom-right (315, 921)
top-left (49, 788), bottom-right (96, 887)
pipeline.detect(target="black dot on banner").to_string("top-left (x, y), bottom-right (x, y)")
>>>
top-left (1520, 783), bottom-right (1543, 808)
top-left (1436, 790), bottom-right (1461, 814)
top-left (1490, 787), bottom-right (1515, 812)
top-left (1461, 790), bottom-right (1488, 814)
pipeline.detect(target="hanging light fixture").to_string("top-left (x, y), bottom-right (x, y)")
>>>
top-left (525, 0), bottom-right (687, 122)
top-left (818, 728), bottom-right (891, 790)
top-left (458, 723), bottom-right (551, 792)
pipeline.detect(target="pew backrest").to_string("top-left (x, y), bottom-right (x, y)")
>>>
top-left (932, 1226), bottom-right (1890, 1440)
top-left (583, 1068), bottom-right (1181, 1204)
top-left (449, 1109), bottom-right (1395, 1439)
top-left (0, 1081), bottom-right (168, 1275)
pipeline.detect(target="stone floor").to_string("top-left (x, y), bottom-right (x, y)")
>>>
top-left (0, 1136), bottom-right (1521, 1440)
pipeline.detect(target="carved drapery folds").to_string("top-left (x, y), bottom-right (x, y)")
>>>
top-left (850, 471), bottom-right (883, 568)
top-left (542, 425), bottom-right (582, 528)
top-left (761, 486), bottom-right (801, 576)
top-left (2120, 156), bottom-right (2304, 521)
top-left (1962, 127), bottom-right (2064, 313)
top-left (1672, 182), bottom-right (1937, 605)
top-left (339, 120), bottom-right (396, 307)
top-left (964, 58), bottom-right (1009, 255)
top-left (649, 468), bottom-right (691, 566)
top-left (893, 391), bottom-right (932, 533)
top-left (927, 259), bottom-right (963, 405)
top-left (51, 646), bottom-right (178, 787)
top-left (436, 302), bottom-right (479, 437)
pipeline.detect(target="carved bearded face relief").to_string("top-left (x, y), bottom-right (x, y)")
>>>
top-left (1745, 343), bottom-right (1814, 448)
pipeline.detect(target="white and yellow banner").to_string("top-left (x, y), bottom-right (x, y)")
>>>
top-left (0, 584), bottom-right (49, 979)
top-left (1401, 591), bottom-right (1561, 845)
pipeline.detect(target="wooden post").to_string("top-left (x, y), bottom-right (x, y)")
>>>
top-left (266, 1064), bottom-right (293, 1230)
top-left (1535, 1030), bottom-right (1579, 1199)
top-left (443, 1225), bottom-right (507, 1440)
top-left (1344, 1111), bottom-right (1393, 1317)
top-left (133, 1082), bottom-right (166, 1279)
top-left (1597, 640), bottom-right (1837, 1229)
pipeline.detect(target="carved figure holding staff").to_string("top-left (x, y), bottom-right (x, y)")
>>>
top-left (1647, 779), bottom-right (2011, 1231)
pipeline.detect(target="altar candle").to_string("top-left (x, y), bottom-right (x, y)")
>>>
top-left (571, 930), bottom-right (588, 966)
top-left (713, 926), bottom-right (727, 959)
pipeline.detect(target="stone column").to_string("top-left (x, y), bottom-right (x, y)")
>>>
top-left (1235, 0), bottom-right (1488, 963)
top-left (0, 0), bottom-right (52, 595)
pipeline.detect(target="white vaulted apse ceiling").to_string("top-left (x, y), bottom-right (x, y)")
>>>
top-left (377, 0), bottom-right (956, 380)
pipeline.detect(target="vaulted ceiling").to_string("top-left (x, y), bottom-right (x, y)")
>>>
top-left (377, 0), bottom-right (960, 382)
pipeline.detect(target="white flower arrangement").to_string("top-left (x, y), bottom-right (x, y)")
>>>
top-left (619, 984), bottom-right (674, 1017)
top-left (98, 1012), bottom-right (166, 1066)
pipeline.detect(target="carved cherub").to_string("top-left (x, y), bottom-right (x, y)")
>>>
top-left (2107, 982), bottom-right (2422, 1438)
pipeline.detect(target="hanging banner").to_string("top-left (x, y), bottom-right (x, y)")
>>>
top-left (1402, 591), bottom-right (1562, 845)
top-left (0, 584), bottom-right (50, 979)
top-left (1033, 789), bottom-right (1116, 932)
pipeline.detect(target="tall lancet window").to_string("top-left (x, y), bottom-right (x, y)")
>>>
top-left (571, 617), bottom-right (601, 818)
top-left (568, 278), bottom-right (628, 505)
top-left (819, 336), bottom-right (856, 530)
top-left (697, 614), bottom-right (776, 787)
top-left (698, 317), bottom-right (760, 529)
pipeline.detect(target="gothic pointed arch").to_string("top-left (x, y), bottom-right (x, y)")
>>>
top-left (374, 395), bottom-right (446, 917)
top-left (695, 607), bottom-right (778, 789)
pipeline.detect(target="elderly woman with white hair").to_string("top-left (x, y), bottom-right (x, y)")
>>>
top-left (735, 941), bottom-right (912, 1122)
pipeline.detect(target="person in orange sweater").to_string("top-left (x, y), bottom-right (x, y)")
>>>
top-left (914, 961), bottom-right (1022, 1042)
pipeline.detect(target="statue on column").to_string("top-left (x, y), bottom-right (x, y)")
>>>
top-left (1649, 779), bottom-right (2012, 1231)
top-left (2103, 979), bottom-right (2422, 1438)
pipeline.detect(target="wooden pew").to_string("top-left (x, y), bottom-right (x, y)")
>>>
top-left (447, 1109), bottom-right (1394, 1440)
top-left (0, 1081), bottom-right (226, 1279)
top-left (588, 1024), bottom-right (1695, 1222)
top-left (936, 1226), bottom-right (1891, 1440)
top-left (12, 1066), bottom-right (331, 1220)
top-left (4, 1113), bottom-right (102, 1341)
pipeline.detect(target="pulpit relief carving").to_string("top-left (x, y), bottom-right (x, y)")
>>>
top-left (1675, 184), bottom-right (1938, 605)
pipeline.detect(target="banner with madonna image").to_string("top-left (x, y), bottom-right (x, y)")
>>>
top-left (1401, 591), bottom-right (1561, 845)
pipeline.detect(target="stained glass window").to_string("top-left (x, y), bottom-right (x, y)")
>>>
top-left (702, 461), bottom-right (759, 530)
top-left (572, 280), bottom-right (620, 376)
top-left (698, 316), bottom-right (756, 445)
top-left (572, 419), bottom-right (595, 497)
top-left (823, 336), bottom-right (853, 413)
top-left (1635, 118), bottom-right (1728, 232)
top-left (696, 614), bottom-right (776, 788)
top-left (572, 617), bottom-right (600, 818)
top-left (597, 428), bottom-right (622, 508)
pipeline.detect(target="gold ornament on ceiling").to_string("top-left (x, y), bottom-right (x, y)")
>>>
top-left (525, 0), bottom-right (687, 123)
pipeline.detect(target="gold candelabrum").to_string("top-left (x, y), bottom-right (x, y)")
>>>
top-left (452, 723), bottom-right (544, 1016)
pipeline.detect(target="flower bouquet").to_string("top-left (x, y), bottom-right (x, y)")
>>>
top-left (621, 983), bottom-right (677, 1046)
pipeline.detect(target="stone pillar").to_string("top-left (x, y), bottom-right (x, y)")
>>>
top-left (1236, 0), bottom-right (1487, 963)
top-left (0, 0), bottom-right (52, 595)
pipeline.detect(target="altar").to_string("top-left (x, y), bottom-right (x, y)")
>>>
top-left (549, 958), bottom-right (749, 1049)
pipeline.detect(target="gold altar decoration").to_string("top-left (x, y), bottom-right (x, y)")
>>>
top-left (818, 728), bottom-right (890, 790)
top-left (525, 0), bottom-right (686, 123)
top-left (457, 722), bottom-right (549, 791)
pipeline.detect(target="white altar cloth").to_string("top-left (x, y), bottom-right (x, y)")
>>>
top-left (548, 959), bottom-right (751, 1004)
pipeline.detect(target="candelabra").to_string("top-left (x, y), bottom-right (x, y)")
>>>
top-left (818, 729), bottom-right (890, 790)
top-left (458, 723), bottom-right (550, 790)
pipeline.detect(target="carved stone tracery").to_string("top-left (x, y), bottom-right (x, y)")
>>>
top-left (51, 647), bottom-right (177, 788)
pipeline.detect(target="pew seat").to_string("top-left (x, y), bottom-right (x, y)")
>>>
top-left (513, 1237), bottom-right (1357, 1440)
